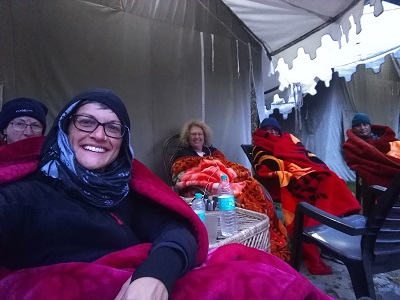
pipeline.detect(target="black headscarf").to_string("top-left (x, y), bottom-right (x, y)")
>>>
top-left (39, 88), bottom-right (134, 208)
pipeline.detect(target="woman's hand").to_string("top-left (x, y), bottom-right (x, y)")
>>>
top-left (114, 277), bottom-right (168, 300)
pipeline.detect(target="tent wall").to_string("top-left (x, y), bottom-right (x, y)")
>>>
top-left (0, 0), bottom-right (263, 182)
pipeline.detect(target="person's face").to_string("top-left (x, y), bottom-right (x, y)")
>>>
top-left (352, 123), bottom-right (371, 139)
top-left (3, 116), bottom-right (43, 144)
top-left (189, 125), bottom-right (204, 151)
top-left (265, 126), bottom-right (280, 137)
top-left (68, 102), bottom-right (123, 172)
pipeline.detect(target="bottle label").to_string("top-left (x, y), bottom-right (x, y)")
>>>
top-left (218, 195), bottom-right (235, 211)
top-left (196, 212), bottom-right (206, 222)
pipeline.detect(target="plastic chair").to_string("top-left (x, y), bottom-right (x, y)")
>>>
top-left (240, 144), bottom-right (281, 202)
top-left (355, 171), bottom-right (371, 215)
top-left (290, 173), bottom-right (400, 300)
top-left (240, 144), bottom-right (255, 171)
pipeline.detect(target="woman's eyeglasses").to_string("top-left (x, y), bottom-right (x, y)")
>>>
top-left (10, 121), bottom-right (43, 132)
top-left (71, 115), bottom-right (126, 138)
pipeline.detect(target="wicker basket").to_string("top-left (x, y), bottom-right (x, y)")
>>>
top-left (208, 207), bottom-right (270, 252)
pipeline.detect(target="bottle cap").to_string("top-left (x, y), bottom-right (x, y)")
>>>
top-left (194, 193), bottom-right (203, 199)
top-left (221, 174), bottom-right (228, 180)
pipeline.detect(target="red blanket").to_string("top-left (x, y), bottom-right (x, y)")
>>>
top-left (253, 129), bottom-right (361, 275)
top-left (172, 150), bottom-right (290, 262)
top-left (343, 126), bottom-right (400, 187)
top-left (0, 136), bottom-right (46, 184)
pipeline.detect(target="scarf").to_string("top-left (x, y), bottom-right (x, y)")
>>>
top-left (40, 89), bottom-right (134, 208)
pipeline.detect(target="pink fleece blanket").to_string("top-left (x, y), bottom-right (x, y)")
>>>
top-left (0, 243), bottom-right (333, 300)
top-left (0, 136), bottom-right (46, 184)
top-left (0, 156), bottom-right (333, 299)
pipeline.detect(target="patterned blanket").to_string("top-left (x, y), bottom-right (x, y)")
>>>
top-left (343, 125), bottom-right (400, 187)
top-left (172, 150), bottom-right (290, 262)
top-left (252, 129), bottom-right (361, 275)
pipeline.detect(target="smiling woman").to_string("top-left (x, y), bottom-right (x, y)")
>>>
top-left (67, 103), bottom-right (124, 172)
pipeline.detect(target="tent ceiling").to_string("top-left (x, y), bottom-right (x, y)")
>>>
top-left (220, 0), bottom-right (383, 68)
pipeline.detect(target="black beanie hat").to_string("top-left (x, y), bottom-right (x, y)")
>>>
top-left (351, 113), bottom-right (371, 127)
top-left (260, 117), bottom-right (282, 133)
top-left (0, 98), bottom-right (48, 133)
top-left (65, 88), bottom-right (130, 131)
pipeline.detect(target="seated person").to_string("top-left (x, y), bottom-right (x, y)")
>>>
top-left (172, 120), bottom-right (290, 262)
top-left (252, 117), bottom-right (361, 275)
top-left (0, 97), bottom-right (48, 184)
top-left (0, 90), bottom-right (332, 300)
top-left (343, 112), bottom-right (400, 188)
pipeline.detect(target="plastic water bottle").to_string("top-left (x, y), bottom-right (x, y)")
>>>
top-left (217, 174), bottom-right (238, 236)
top-left (192, 193), bottom-right (206, 223)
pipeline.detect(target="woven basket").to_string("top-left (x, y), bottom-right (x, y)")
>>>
top-left (208, 207), bottom-right (270, 252)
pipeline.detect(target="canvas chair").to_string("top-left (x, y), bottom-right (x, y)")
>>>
top-left (289, 173), bottom-right (400, 300)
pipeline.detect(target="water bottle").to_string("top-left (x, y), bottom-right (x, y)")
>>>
top-left (217, 174), bottom-right (238, 236)
top-left (192, 193), bottom-right (206, 223)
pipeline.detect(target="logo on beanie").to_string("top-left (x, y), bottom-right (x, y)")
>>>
top-left (16, 109), bottom-right (34, 113)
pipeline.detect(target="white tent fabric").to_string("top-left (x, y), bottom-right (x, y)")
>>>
top-left (221, 0), bottom-right (383, 69)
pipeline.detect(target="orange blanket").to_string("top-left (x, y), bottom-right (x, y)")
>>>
top-left (172, 150), bottom-right (290, 262)
top-left (252, 129), bottom-right (361, 274)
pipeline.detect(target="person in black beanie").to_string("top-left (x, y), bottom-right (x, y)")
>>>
top-left (259, 117), bottom-right (283, 137)
top-left (343, 112), bottom-right (399, 189)
top-left (0, 97), bottom-right (48, 144)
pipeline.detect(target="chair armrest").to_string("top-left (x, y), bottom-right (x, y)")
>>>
top-left (295, 202), bottom-right (367, 236)
top-left (363, 185), bottom-right (387, 215)
top-left (368, 185), bottom-right (386, 194)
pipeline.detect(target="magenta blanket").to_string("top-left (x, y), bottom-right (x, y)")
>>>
top-left (0, 243), bottom-right (333, 300)
top-left (0, 154), bottom-right (332, 299)
top-left (0, 136), bottom-right (46, 184)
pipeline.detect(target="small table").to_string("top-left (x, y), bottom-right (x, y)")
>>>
top-left (207, 207), bottom-right (270, 252)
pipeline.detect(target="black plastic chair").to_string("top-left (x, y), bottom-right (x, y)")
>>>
top-left (290, 173), bottom-right (400, 299)
top-left (355, 171), bottom-right (371, 215)
top-left (240, 144), bottom-right (255, 170)
top-left (240, 144), bottom-right (281, 202)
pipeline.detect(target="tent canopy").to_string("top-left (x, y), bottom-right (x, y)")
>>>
top-left (221, 0), bottom-right (383, 68)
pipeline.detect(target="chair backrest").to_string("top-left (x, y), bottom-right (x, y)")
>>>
top-left (240, 144), bottom-right (255, 170)
top-left (162, 133), bottom-right (184, 186)
top-left (363, 172), bottom-right (400, 265)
